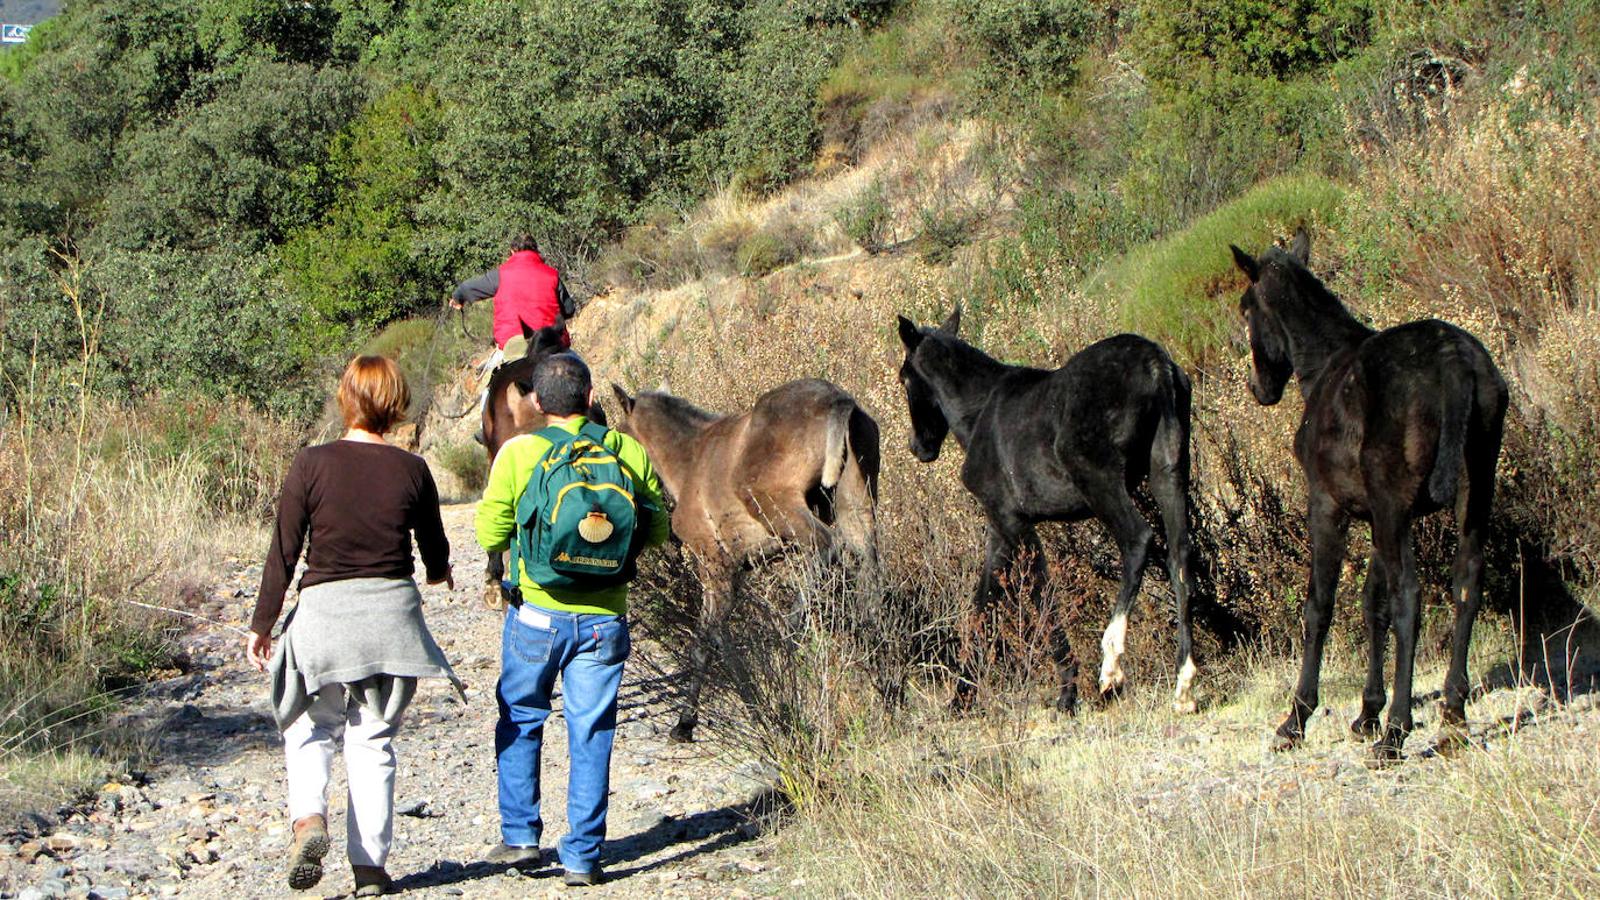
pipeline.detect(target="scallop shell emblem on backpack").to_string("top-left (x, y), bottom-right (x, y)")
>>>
top-left (578, 510), bottom-right (614, 543)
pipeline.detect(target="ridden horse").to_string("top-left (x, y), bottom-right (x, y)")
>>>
top-left (479, 324), bottom-right (608, 604)
top-left (896, 308), bottom-right (1199, 713)
top-left (610, 379), bottom-right (880, 743)
top-left (1229, 229), bottom-right (1508, 760)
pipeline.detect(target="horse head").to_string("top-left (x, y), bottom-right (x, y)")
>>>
top-left (895, 307), bottom-right (961, 462)
top-left (1229, 230), bottom-right (1306, 406)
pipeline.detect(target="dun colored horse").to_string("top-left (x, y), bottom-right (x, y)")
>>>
top-left (896, 308), bottom-right (1199, 714)
top-left (610, 379), bottom-right (880, 743)
top-left (479, 325), bottom-right (608, 604)
top-left (1230, 229), bottom-right (1507, 760)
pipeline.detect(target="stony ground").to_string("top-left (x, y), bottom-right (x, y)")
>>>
top-left (1, 504), bottom-right (783, 900)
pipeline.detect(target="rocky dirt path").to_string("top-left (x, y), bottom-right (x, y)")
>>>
top-left (2, 503), bottom-right (783, 900)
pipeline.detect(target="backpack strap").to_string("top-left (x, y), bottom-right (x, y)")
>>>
top-left (577, 421), bottom-right (611, 446)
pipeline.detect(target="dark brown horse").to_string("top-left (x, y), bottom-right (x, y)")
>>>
top-left (897, 308), bottom-right (1199, 714)
top-left (479, 325), bottom-right (607, 605)
top-left (1230, 229), bottom-right (1508, 761)
top-left (610, 379), bottom-right (880, 743)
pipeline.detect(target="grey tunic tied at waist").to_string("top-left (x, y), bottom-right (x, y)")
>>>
top-left (269, 577), bottom-right (465, 731)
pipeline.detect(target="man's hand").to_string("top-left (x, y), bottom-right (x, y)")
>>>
top-left (428, 566), bottom-right (455, 592)
top-left (448, 297), bottom-right (464, 310)
top-left (245, 631), bottom-right (272, 672)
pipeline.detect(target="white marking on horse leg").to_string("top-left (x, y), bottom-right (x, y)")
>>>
top-left (1172, 656), bottom-right (1198, 714)
top-left (1098, 612), bottom-right (1128, 694)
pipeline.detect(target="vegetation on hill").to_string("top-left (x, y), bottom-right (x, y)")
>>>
top-left (3, 2), bottom-right (1599, 884)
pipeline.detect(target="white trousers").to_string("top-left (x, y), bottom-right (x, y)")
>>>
top-left (283, 685), bottom-right (400, 867)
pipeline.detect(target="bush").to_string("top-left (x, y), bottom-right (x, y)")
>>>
top-left (954, 0), bottom-right (1098, 98)
top-left (836, 181), bottom-right (895, 254)
top-left (1096, 172), bottom-right (1348, 365)
top-left (433, 440), bottom-right (488, 495)
top-left (917, 203), bottom-right (976, 266)
top-left (736, 213), bottom-right (813, 277)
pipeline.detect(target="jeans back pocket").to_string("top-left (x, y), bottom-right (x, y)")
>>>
top-left (511, 621), bottom-right (557, 665)
top-left (590, 618), bottom-right (631, 666)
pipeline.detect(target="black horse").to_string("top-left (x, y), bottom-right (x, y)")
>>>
top-left (480, 324), bottom-right (607, 603)
top-left (896, 309), bottom-right (1199, 713)
top-left (1230, 229), bottom-right (1508, 760)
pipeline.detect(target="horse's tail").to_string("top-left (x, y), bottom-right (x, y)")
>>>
top-left (821, 399), bottom-right (854, 490)
top-left (826, 401), bottom-right (880, 563)
top-left (1428, 367), bottom-right (1474, 508)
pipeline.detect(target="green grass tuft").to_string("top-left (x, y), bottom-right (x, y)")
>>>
top-left (1094, 172), bottom-right (1348, 366)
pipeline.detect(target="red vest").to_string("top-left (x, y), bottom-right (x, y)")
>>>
top-left (493, 251), bottom-right (566, 348)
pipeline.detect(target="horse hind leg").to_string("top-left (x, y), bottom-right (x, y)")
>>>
top-left (1433, 436), bottom-right (1499, 757)
top-left (1149, 410), bottom-right (1198, 713)
top-left (1351, 549), bottom-right (1389, 739)
top-left (672, 564), bottom-right (737, 744)
top-left (1085, 477), bottom-right (1155, 700)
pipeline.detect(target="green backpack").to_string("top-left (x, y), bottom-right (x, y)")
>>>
top-left (512, 423), bottom-right (641, 591)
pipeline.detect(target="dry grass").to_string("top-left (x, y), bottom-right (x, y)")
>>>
top-left (562, 63), bottom-right (1600, 900)
top-left (777, 624), bottom-right (1600, 899)
top-left (0, 391), bottom-right (291, 813)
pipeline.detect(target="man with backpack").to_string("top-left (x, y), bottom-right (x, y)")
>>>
top-left (473, 353), bottom-right (669, 886)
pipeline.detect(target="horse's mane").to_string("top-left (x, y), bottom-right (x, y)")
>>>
top-left (1261, 247), bottom-right (1372, 340)
top-left (640, 391), bottom-right (721, 425)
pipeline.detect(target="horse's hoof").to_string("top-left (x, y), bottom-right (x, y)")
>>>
top-left (668, 724), bottom-right (695, 744)
top-left (1053, 689), bottom-right (1078, 716)
top-left (1095, 682), bottom-right (1125, 708)
top-left (1366, 736), bottom-right (1406, 768)
top-left (1172, 696), bottom-right (1198, 715)
top-left (1349, 715), bottom-right (1381, 739)
top-left (1427, 723), bottom-right (1470, 759)
top-left (1270, 722), bottom-right (1303, 753)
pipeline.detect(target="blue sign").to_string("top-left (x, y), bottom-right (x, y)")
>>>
top-left (1, 24), bottom-right (31, 44)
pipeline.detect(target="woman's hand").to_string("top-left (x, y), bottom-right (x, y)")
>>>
top-left (427, 566), bottom-right (455, 592)
top-left (245, 631), bottom-right (272, 672)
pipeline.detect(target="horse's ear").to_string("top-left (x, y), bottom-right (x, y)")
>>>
top-left (610, 383), bottom-right (634, 414)
top-left (1230, 245), bottom-right (1258, 281)
top-left (939, 305), bottom-right (961, 335)
top-left (896, 315), bottom-right (923, 350)
top-left (1289, 227), bottom-right (1310, 265)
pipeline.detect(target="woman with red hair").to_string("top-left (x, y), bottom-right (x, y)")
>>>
top-left (247, 356), bottom-right (462, 896)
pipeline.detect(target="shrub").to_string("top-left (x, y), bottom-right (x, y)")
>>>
top-left (433, 440), bottom-right (488, 495)
top-left (953, 0), bottom-right (1098, 98)
top-left (836, 181), bottom-right (894, 254)
top-left (736, 213), bottom-right (813, 278)
top-left (1097, 172), bottom-right (1348, 366)
top-left (917, 203), bottom-right (976, 266)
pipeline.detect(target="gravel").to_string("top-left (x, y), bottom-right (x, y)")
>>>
top-left (0, 504), bottom-right (782, 899)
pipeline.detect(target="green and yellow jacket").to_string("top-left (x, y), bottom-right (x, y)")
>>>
top-left (475, 416), bottom-right (670, 616)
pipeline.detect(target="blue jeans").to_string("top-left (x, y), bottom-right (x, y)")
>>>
top-left (495, 605), bottom-right (631, 873)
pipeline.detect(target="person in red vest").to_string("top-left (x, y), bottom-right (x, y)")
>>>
top-left (449, 234), bottom-right (577, 368)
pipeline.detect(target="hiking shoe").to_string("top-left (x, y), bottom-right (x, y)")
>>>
top-left (286, 815), bottom-right (330, 890)
top-left (485, 842), bottom-right (542, 867)
top-left (563, 867), bottom-right (604, 887)
top-left (352, 864), bottom-right (392, 896)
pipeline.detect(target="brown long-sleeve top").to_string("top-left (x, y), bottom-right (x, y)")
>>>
top-left (252, 440), bottom-right (450, 636)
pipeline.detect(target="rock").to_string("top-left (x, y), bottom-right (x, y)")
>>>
top-left (18, 888), bottom-right (48, 900)
top-left (632, 808), bottom-right (670, 831)
top-left (627, 780), bottom-right (672, 802)
top-left (398, 799), bottom-right (441, 819)
top-left (35, 879), bottom-right (69, 899)
top-left (89, 888), bottom-right (131, 900)
top-left (186, 840), bottom-right (219, 865)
